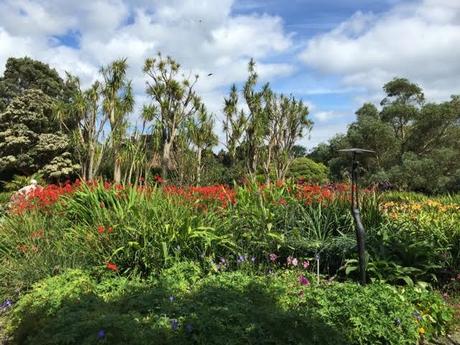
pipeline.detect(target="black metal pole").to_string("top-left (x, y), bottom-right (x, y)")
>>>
top-left (339, 148), bottom-right (373, 284)
top-left (351, 152), bottom-right (366, 285)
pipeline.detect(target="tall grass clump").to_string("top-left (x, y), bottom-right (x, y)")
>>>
top-left (0, 181), bottom-right (359, 297)
top-left (1, 180), bottom-right (458, 299)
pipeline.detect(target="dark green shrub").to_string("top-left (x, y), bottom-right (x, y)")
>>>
top-left (3, 268), bottom-right (452, 345)
top-left (287, 157), bottom-right (329, 183)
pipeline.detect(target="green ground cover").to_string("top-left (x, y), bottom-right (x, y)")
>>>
top-left (0, 181), bottom-right (458, 344)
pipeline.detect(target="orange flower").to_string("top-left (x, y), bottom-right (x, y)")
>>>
top-left (106, 262), bottom-right (118, 271)
top-left (107, 227), bottom-right (113, 233)
top-left (18, 244), bottom-right (28, 253)
top-left (31, 229), bottom-right (44, 239)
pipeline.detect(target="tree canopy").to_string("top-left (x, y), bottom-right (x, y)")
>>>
top-left (0, 57), bottom-right (75, 112)
top-left (0, 89), bottom-right (79, 181)
top-left (310, 78), bottom-right (460, 193)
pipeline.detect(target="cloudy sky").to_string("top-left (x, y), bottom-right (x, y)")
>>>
top-left (0, 0), bottom-right (459, 149)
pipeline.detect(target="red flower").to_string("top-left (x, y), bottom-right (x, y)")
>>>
top-left (154, 175), bottom-right (165, 184)
top-left (107, 227), bottom-right (113, 233)
top-left (98, 226), bottom-right (105, 234)
top-left (106, 262), bottom-right (118, 271)
top-left (10, 180), bottom-right (81, 214)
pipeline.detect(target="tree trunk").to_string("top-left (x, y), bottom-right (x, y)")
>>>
top-left (87, 143), bottom-right (95, 181)
top-left (114, 153), bottom-right (122, 183)
top-left (127, 159), bottom-right (135, 184)
top-left (162, 141), bottom-right (172, 178)
top-left (196, 148), bottom-right (202, 185)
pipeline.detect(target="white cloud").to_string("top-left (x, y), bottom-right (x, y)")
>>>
top-left (313, 110), bottom-right (346, 123)
top-left (0, 0), bottom-right (294, 114)
top-left (300, 0), bottom-right (460, 101)
top-left (300, 122), bottom-right (348, 150)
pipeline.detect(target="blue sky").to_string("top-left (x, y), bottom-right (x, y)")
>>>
top-left (0, 0), bottom-right (459, 149)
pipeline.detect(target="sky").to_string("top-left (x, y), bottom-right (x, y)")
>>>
top-left (0, 0), bottom-right (459, 149)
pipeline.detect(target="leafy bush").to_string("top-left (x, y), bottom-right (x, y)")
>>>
top-left (287, 157), bottom-right (329, 183)
top-left (2, 267), bottom-right (452, 345)
top-left (367, 196), bottom-right (460, 285)
top-left (1, 175), bottom-right (44, 193)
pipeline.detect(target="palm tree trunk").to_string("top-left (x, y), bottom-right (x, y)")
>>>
top-left (87, 143), bottom-right (95, 181)
top-left (162, 141), bottom-right (172, 178)
top-left (196, 148), bottom-right (202, 185)
top-left (114, 153), bottom-right (122, 183)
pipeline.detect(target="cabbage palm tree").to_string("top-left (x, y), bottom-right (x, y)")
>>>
top-left (188, 106), bottom-right (218, 184)
top-left (100, 59), bottom-right (134, 183)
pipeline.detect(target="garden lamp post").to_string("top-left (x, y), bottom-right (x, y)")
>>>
top-left (339, 148), bottom-right (375, 285)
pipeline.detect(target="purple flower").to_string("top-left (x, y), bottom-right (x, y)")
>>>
top-left (185, 323), bottom-right (193, 333)
top-left (303, 260), bottom-right (310, 269)
top-left (0, 299), bottom-right (12, 311)
top-left (269, 253), bottom-right (278, 262)
top-left (237, 255), bottom-right (246, 264)
top-left (298, 275), bottom-right (310, 286)
top-left (97, 329), bottom-right (105, 339)
top-left (171, 319), bottom-right (179, 331)
top-left (292, 258), bottom-right (298, 267)
top-left (287, 256), bottom-right (293, 266)
top-left (251, 256), bottom-right (256, 263)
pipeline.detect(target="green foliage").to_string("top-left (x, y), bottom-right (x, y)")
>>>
top-left (365, 194), bottom-right (460, 286)
top-left (143, 53), bottom-right (205, 179)
top-left (100, 58), bottom-right (134, 183)
top-left (0, 57), bottom-right (74, 112)
top-left (223, 59), bottom-right (312, 181)
top-left (1, 175), bottom-right (43, 192)
top-left (3, 268), bottom-right (452, 345)
top-left (0, 191), bottom-right (12, 218)
top-left (0, 183), bottom-right (234, 296)
top-left (310, 78), bottom-right (460, 193)
top-left (0, 89), bottom-right (79, 181)
top-left (1, 183), bottom-right (458, 299)
top-left (287, 157), bottom-right (329, 183)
